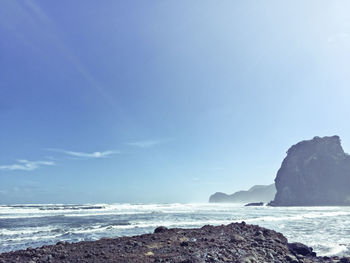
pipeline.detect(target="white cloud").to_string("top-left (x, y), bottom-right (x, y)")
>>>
top-left (127, 139), bottom-right (169, 148)
top-left (0, 160), bottom-right (54, 171)
top-left (47, 149), bottom-right (119, 159)
top-left (64, 150), bottom-right (118, 158)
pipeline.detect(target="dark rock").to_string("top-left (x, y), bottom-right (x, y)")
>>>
top-left (180, 241), bottom-right (189, 247)
top-left (59, 253), bottom-right (67, 259)
top-left (269, 135), bottom-right (350, 206)
top-left (209, 184), bottom-right (276, 203)
top-left (288, 242), bottom-right (314, 256)
top-left (285, 253), bottom-right (299, 263)
top-left (245, 202), bottom-right (264, 206)
top-left (230, 234), bottom-right (245, 242)
top-left (154, 226), bottom-right (168, 233)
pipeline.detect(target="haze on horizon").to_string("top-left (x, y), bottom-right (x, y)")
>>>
top-left (1, 0), bottom-right (350, 204)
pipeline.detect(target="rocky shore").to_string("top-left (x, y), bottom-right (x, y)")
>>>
top-left (0, 222), bottom-right (349, 263)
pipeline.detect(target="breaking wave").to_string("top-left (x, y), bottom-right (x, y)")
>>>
top-left (1, 203), bottom-right (350, 257)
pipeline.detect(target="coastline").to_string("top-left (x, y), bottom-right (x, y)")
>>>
top-left (0, 222), bottom-right (348, 263)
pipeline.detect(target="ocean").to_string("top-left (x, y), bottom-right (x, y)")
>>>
top-left (0, 203), bottom-right (349, 257)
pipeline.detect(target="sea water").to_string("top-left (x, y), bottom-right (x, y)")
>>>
top-left (0, 203), bottom-right (349, 256)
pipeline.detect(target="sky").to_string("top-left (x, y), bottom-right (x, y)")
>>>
top-left (1, 0), bottom-right (350, 204)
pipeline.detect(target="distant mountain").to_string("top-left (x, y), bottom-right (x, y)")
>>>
top-left (269, 136), bottom-right (350, 206)
top-left (209, 184), bottom-right (276, 203)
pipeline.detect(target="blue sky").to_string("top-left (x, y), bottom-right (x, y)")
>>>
top-left (1, 0), bottom-right (350, 203)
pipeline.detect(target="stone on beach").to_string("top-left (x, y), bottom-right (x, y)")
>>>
top-left (0, 222), bottom-right (349, 262)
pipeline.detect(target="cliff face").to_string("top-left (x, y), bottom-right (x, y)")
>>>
top-left (209, 184), bottom-right (276, 203)
top-left (270, 136), bottom-right (350, 206)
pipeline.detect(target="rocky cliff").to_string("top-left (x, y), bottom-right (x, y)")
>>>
top-left (209, 184), bottom-right (276, 203)
top-left (269, 135), bottom-right (350, 206)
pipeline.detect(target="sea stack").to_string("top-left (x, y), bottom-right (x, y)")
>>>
top-left (269, 136), bottom-right (350, 206)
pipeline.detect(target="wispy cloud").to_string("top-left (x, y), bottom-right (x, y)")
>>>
top-left (0, 160), bottom-right (54, 171)
top-left (127, 139), bottom-right (170, 148)
top-left (47, 149), bottom-right (120, 159)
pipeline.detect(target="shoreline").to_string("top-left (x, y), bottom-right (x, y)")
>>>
top-left (0, 222), bottom-right (349, 263)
